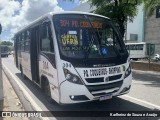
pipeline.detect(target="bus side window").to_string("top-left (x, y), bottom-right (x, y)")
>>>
top-left (40, 22), bottom-right (54, 52)
top-left (19, 33), bottom-right (24, 52)
top-left (130, 45), bottom-right (132, 50)
top-left (24, 30), bottom-right (30, 52)
top-left (140, 44), bottom-right (143, 50)
top-left (22, 32), bottom-right (25, 41)
top-left (126, 45), bottom-right (129, 50)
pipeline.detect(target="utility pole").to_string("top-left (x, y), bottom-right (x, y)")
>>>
top-left (0, 23), bottom-right (3, 109)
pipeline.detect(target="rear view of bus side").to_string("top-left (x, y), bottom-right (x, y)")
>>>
top-left (14, 12), bottom-right (132, 104)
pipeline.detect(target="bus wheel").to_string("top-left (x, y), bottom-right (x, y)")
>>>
top-left (44, 80), bottom-right (53, 103)
top-left (20, 65), bottom-right (26, 79)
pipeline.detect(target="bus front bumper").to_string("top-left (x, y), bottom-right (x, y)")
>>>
top-left (59, 73), bottom-right (132, 104)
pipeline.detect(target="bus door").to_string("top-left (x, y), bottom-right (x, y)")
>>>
top-left (30, 26), bottom-right (40, 83)
top-left (39, 22), bottom-right (59, 100)
top-left (39, 21), bottom-right (57, 78)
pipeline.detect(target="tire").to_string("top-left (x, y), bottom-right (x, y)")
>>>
top-left (44, 80), bottom-right (53, 103)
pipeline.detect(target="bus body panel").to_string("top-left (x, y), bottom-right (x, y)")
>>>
top-left (21, 52), bottom-right (32, 80)
top-left (75, 64), bottom-right (125, 85)
top-left (14, 11), bottom-right (132, 104)
top-left (57, 59), bottom-right (131, 104)
top-left (59, 68), bottom-right (132, 104)
top-left (39, 54), bottom-right (59, 103)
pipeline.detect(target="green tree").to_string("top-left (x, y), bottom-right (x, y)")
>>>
top-left (90, 0), bottom-right (142, 39)
top-left (143, 0), bottom-right (160, 17)
top-left (0, 41), bottom-right (13, 46)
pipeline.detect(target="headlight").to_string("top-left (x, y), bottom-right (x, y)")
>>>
top-left (124, 65), bottom-right (131, 79)
top-left (66, 74), bottom-right (72, 80)
top-left (63, 69), bottom-right (83, 85)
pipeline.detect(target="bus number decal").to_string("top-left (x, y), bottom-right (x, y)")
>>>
top-left (63, 63), bottom-right (71, 68)
top-left (43, 61), bottom-right (49, 70)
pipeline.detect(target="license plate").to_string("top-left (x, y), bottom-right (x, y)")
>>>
top-left (99, 94), bottom-right (112, 101)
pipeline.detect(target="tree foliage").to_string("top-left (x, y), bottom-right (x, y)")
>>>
top-left (89, 0), bottom-right (142, 39)
top-left (143, 0), bottom-right (160, 17)
top-left (89, 0), bottom-right (160, 39)
top-left (0, 41), bottom-right (13, 46)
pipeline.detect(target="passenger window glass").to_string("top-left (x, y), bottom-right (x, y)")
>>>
top-left (24, 30), bottom-right (30, 52)
top-left (22, 32), bottom-right (25, 41)
top-left (26, 30), bottom-right (31, 40)
top-left (25, 41), bottom-right (30, 52)
top-left (21, 42), bottom-right (25, 51)
top-left (40, 22), bottom-right (54, 52)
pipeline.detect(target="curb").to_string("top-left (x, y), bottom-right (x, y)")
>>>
top-left (131, 62), bottom-right (160, 72)
top-left (2, 65), bottom-right (50, 120)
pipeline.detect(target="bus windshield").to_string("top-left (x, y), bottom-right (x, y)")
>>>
top-left (53, 14), bottom-right (126, 59)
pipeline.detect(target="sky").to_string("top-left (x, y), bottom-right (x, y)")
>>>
top-left (0, 0), bottom-right (143, 42)
top-left (0, 0), bottom-right (80, 41)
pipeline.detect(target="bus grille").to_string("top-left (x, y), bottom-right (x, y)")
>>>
top-left (86, 80), bottom-right (123, 96)
top-left (85, 77), bottom-right (104, 83)
top-left (85, 74), bottom-right (122, 83)
top-left (109, 74), bottom-right (122, 81)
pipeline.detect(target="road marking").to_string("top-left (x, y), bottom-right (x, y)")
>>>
top-left (123, 95), bottom-right (160, 110)
top-left (3, 64), bottom-right (53, 120)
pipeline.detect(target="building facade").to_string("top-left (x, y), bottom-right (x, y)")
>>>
top-left (144, 7), bottom-right (160, 53)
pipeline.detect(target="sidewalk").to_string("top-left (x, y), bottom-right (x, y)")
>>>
top-left (131, 61), bottom-right (160, 72)
top-left (1, 71), bottom-right (29, 120)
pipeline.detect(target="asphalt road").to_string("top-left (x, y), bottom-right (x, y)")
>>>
top-left (2, 55), bottom-right (160, 120)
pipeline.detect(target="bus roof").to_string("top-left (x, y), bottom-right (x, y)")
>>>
top-left (14, 11), bottom-right (110, 36)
